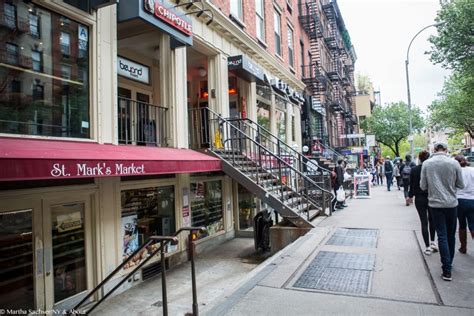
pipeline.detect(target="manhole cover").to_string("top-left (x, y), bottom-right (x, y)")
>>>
top-left (326, 228), bottom-right (378, 248)
top-left (293, 251), bottom-right (375, 294)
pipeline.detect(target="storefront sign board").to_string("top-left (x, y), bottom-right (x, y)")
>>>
top-left (118, 0), bottom-right (192, 46)
top-left (228, 55), bottom-right (265, 83)
top-left (354, 174), bottom-right (371, 199)
top-left (143, 0), bottom-right (192, 36)
top-left (118, 56), bottom-right (150, 84)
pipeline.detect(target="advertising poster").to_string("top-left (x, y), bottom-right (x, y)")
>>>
top-left (354, 174), bottom-right (371, 199)
top-left (122, 215), bottom-right (139, 259)
top-left (182, 187), bottom-right (190, 227)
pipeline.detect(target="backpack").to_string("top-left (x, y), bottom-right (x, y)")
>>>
top-left (384, 161), bottom-right (393, 173)
top-left (402, 163), bottom-right (413, 179)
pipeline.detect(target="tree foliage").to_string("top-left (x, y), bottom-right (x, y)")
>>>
top-left (428, 0), bottom-right (474, 139)
top-left (429, 0), bottom-right (474, 72)
top-left (360, 102), bottom-right (424, 157)
top-left (429, 73), bottom-right (474, 138)
top-left (355, 72), bottom-right (372, 94)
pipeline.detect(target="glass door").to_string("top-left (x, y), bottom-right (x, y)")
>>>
top-left (118, 83), bottom-right (153, 146)
top-left (43, 197), bottom-right (93, 311)
top-left (0, 198), bottom-right (44, 310)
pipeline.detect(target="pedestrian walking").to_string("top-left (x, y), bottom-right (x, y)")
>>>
top-left (454, 155), bottom-right (474, 254)
top-left (332, 159), bottom-right (345, 210)
top-left (393, 160), bottom-right (401, 190)
top-left (420, 142), bottom-right (464, 281)
top-left (401, 155), bottom-right (416, 206)
top-left (377, 162), bottom-right (384, 186)
top-left (384, 156), bottom-right (394, 191)
top-left (408, 150), bottom-right (437, 255)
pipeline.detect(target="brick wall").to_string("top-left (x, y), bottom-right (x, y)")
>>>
top-left (210, 0), bottom-right (311, 81)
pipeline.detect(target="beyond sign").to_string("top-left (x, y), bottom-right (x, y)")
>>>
top-left (118, 57), bottom-right (150, 84)
top-left (144, 0), bottom-right (192, 36)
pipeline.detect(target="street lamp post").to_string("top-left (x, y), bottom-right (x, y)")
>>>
top-left (405, 22), bottom-right (443, 156)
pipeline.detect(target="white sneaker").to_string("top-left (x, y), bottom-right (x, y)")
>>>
top-left (424, 247), bottom-right (432, 255)
top-left (430, 242), bottom-right (438, 253)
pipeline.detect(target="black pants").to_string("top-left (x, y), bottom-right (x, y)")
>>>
top-left (402, 178), bottom-right (410, 198)
top-left (415, 195), bottom-right (436, 247)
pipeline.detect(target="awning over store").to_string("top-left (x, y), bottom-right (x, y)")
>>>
top-left (0, 138), bottom-right (221, 181)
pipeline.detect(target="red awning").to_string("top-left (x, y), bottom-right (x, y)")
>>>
top-left (0, 138), bottom-right (221, 181)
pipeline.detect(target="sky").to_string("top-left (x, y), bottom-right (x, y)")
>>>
top-left (337, 0), bottom-right (451, 114)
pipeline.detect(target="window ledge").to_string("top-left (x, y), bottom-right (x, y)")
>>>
top-left (275, 54), bottom-right (284, 63)
top-left (229, 14), bottom-right (246, 29)
top-left (257, 38), bottom-right (268, 48)
top-left (289, 65), bottom-right (295, 74)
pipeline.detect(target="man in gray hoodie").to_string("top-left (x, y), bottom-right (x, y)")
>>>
top-left (420, 142), bottom-right (464, 281)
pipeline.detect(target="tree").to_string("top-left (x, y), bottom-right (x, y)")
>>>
top-left (429, 0), bottom-right (474, 72)
top-left (429, 73), bottom-right (474, 138)
top-left (360, 102), bottom-right (424, 157)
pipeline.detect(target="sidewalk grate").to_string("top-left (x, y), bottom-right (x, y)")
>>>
top-left (326, 228), bottom-right (379, 248)
top-left (293, 251), bottom-right (375, 294)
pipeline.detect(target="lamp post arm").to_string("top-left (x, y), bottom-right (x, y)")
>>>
top-left (405, 22), bottom-right (442, 156)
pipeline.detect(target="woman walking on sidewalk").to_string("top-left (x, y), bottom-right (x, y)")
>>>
top-left (454, 155), bottom-right (474, 254)
top-left (409, 150), bottom-right (437, 255)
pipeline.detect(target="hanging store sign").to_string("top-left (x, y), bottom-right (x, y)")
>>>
top-left (143, 0), bottom-right (192, 36)
top-left (117, 57), bottom-right (150, 84)
top-left (228, 55), bottom-right (265, 83)
top-left (118, 0), bottom-right (192, 47)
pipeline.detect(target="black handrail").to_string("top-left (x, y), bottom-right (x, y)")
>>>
top-left (225, 117), bottom-right (333, 174)
top-left (220, 116), bottom-right (334, 213)
top-left (204, 108), bottom-right (334, 215)
top-left (71, 227), bottom-right (205, 315)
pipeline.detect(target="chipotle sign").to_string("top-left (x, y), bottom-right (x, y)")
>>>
top-left (144, 0), bottom-right (192, 36)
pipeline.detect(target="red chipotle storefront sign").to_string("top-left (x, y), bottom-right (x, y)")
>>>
top-left (144, 0), bottom-right (192, 36)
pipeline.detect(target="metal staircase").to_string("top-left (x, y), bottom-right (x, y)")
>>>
top-left (189, 108), bottom-right (334, 228)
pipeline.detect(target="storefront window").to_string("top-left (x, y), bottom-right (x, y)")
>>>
top-left (190, 180), bottom-right (224, 239)
top-left (121, 186), bottom-right (176, 268)
top-left (0, 1), bottom-right (90, 138)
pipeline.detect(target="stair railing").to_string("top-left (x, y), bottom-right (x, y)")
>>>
top-left (71, 227), bottom-right (205, 316)
top-left (222, 117), bottom-right (334, 214)
top-left (193, 108), bottom-right (334, 219)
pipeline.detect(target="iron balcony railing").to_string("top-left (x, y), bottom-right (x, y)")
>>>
top-left (118, 97), bottom-right (168, 147)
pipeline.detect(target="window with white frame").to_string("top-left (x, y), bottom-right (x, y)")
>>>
top-left (60, 32), bottom-right (71, 56)
top-left (230, 0), bottom-right (243, 21)
top-left (29, 13), bottom-right (39, 37)
top-left (31, 51), bottom-right (42, 72)
top-left (256, 0), bottom-right (265, 41)
top-left (4, 3), bottom-right (16, 28)
top-left (287, 26), bottom-right (294, 68)
top-left (274, 10), bottom-right (281, 56)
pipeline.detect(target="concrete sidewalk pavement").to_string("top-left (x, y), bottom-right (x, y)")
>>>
top-left (206, 185), bottom-right (474, 316)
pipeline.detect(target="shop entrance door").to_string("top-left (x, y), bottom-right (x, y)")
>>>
top-left (0, 196), bottom-right (93, 311)
top-left (118, 84), bottom-right (155, 146)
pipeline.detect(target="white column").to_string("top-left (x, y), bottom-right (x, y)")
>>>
top-left (208, 54), bottom-right (229, 115)
top-left (286, 101), bottom-right (292, 145)
top-left (160, 35), bottom-right (188, 148)
top-left (294, 105), bottom-right (303, 151)
top-left (247, 81), bottom-right (257, 122)
top-left (96, 5), bottom-right (117, 144)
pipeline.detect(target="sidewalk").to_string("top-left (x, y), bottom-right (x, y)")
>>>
top-left (91, 185), bottom-right (474, 315)
top-left (206, 185), bottom-right (474, 315)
